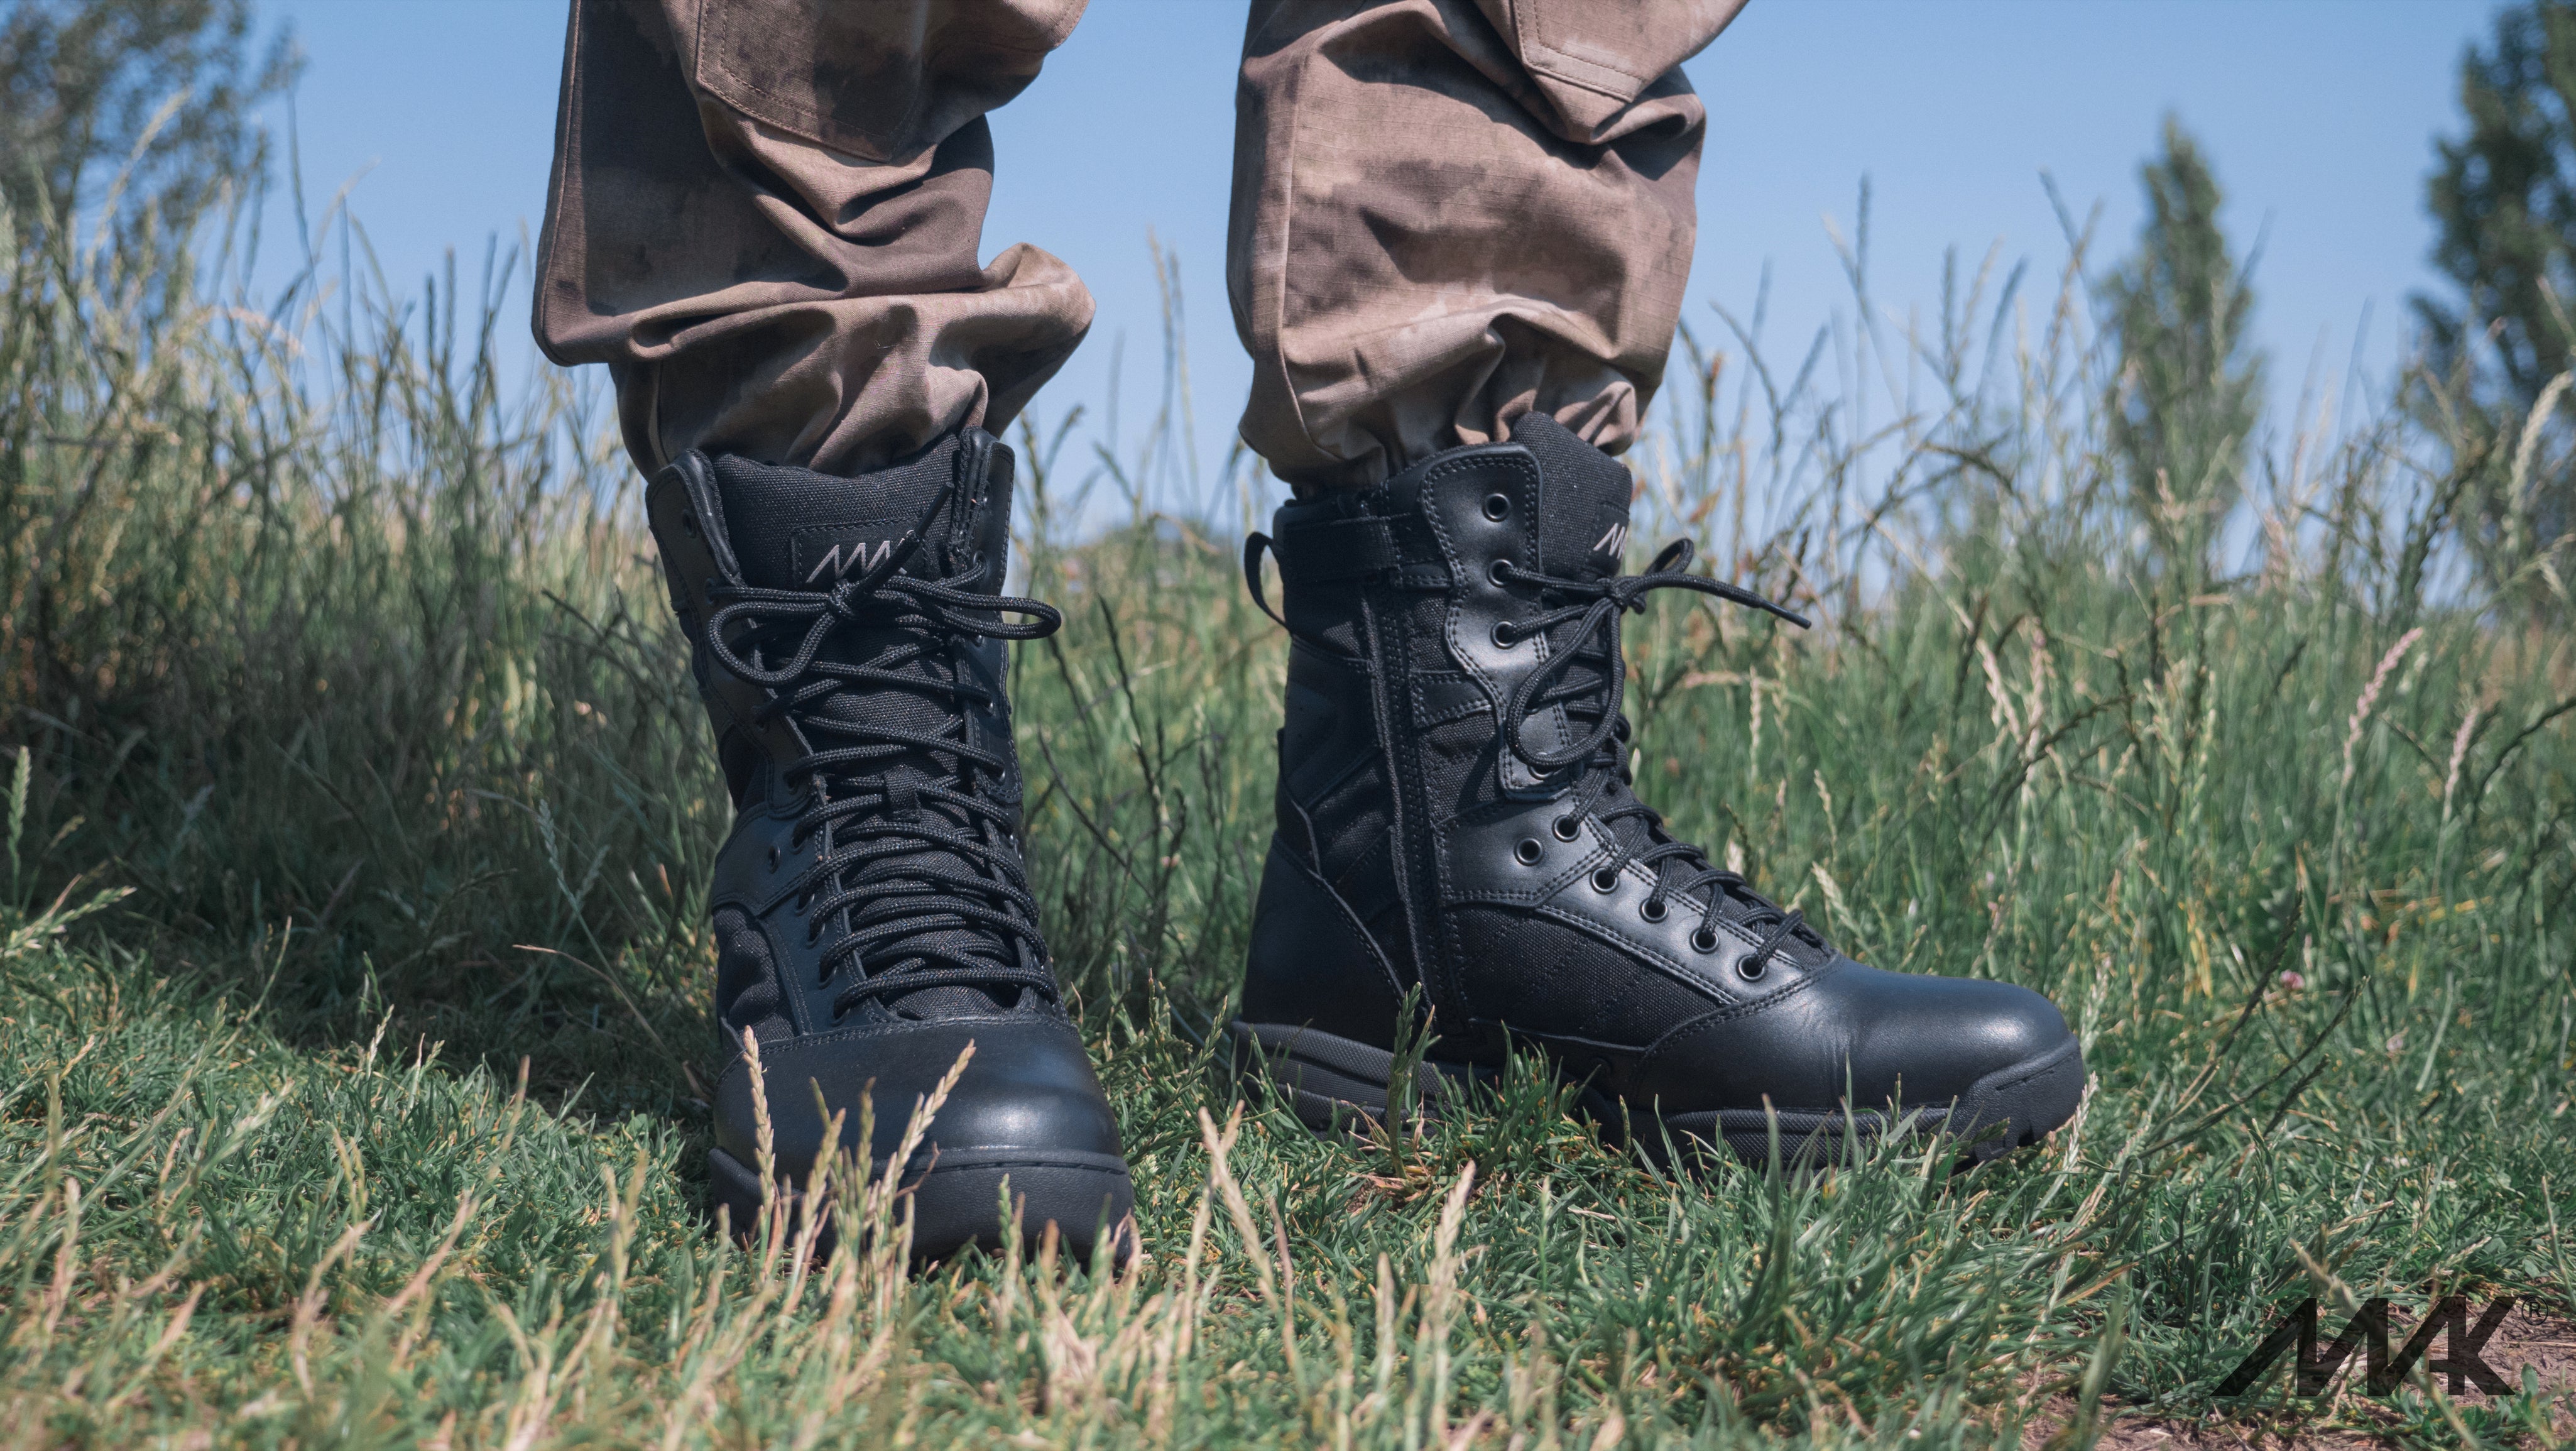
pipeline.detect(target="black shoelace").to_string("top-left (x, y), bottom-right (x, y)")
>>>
top-left (1495, 538), bottom-right (1825, 980)
top-left (702, 513), bottom-right (1062, 1021)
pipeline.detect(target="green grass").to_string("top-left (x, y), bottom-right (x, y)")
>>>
top-left (1, 188), bottom-right (2572, 1448)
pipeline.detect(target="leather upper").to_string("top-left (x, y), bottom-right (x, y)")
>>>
top-left (648, 432), bottom-right (1123, 1179)
top-left (1241, 416), bottom-right (2077, 1117)
top-left (1623, 961), bottom-right (2070, 1114)
top-left (712, 1014), bottom-right (1122, 1176)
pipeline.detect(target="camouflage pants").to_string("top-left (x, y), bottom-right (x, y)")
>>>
top-left (534, 0), bottom-right (1744, 491)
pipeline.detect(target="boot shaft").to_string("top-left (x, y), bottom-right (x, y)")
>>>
top-left (643, 430), bottom-right (1061, 1033)
top-left (1266, 422), bottom-right (1637, 806)
top-left (645, 430), bottom-right (1024, 816)
top-left (1250, 419), bottom-right (1657, 1037)
top-left (1248, 417), bottom-right (1828, 1052)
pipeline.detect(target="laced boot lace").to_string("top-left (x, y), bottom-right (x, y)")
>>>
top-left (1494, 539), bottom-right (1825, 981)
top-left (702, 502), bottom-right (1062, 1021)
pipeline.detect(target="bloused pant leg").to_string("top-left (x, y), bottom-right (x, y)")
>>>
top-left (1230, 0), bottom-right (1744, 492)
top-left (535, 0), bottom-right (1092, 476)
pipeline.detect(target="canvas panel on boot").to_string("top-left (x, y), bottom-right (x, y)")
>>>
top-left (1231, 414), bottom-right (2083, 1166)
top-left (648, 429), bottom-right (1132, 1257)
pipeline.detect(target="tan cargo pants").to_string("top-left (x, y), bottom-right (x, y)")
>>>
top-left (534, 0), bottom-right (1744, 492)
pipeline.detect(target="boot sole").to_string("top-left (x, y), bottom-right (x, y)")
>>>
top-left (1226, 1020), bottom-right (2085, 1168)
top-left (708, 1146), bottom-right (1135, 1263)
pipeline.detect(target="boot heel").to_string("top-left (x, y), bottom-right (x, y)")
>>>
top-left (1227, 1021), bottom-right (1463, 1133)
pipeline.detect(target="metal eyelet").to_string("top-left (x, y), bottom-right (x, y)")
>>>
top-left (1640, 899), bottom-right (1668, 923)
top-left (1591, 867), bottom-right (1620, 893)
top-left (1482, 493), bottom-right (1511, 522)
top-left (1514, 838), bottom-right (1544, 865)
top-left (1691, 926), bottom-right (1720, 953)
top-left (680, 510), bottom-right (702, 538)
top-left (767, 846), bottom-right (781, 872)
top-left (1738, 956), bottom-right (1768, 982)
top-left (1551, 815), bottom-right (1580, 841)
top-left (1490, 621), bottom-right (1517, 649)
top-left (1488, 559), bottom-right (1512, 586)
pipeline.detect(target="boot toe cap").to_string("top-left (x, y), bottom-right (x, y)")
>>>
top-left (715, 1016), bottom-right (1125, 1180)
top-left (1637, 959), bottom-right (2076, 1115)
top-left (1843, 966), bottom-right (2070, 1102)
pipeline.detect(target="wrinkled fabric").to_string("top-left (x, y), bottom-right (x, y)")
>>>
top-left (535, 0), bottom-right (1744, 486)
top-left (535, 0), bottom-right (1094, 475)
top-left (1233, 1), bottom-right (1738, 489)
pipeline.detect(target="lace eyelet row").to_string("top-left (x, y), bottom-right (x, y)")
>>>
top-left (1540, 836), bottom-right (1779, 980)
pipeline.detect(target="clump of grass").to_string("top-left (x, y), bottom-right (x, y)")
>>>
top-left (1, 143), bottom-right (2572, 1450)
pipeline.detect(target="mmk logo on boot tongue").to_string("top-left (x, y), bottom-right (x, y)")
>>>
top-left (1588, 502), bottom-right (1630, 571)
top-left (791, 522), bottom-right (914, 586)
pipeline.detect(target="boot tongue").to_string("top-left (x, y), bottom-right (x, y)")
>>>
top-left (1507, 412), bottom-right (1633, 759)
top-left (1511, 412), bottom-right (1633, 583)
top-left (707, 444), bottom-right (1023, 1021)
top-left (712, 436), bottom-right (973, 591)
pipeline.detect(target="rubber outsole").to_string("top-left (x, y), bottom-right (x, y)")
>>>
top-left (709, 1146), bottom-right (1136, 1264)
top-left (1226, 1019), bottom-right (2087, 1168)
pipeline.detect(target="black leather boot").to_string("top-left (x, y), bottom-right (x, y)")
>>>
top-left (647, 430), bottom-right (1133, 1258)
top-left (1230, 415), bottom-right (2083, 1164)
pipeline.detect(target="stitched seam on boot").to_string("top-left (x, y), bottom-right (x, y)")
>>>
top-left (1631, 965), bottom-right (1836, 1075)
top-left (1972, 1036), bottom-right (2081, 1092)
top-left (1439, 818), bottom-right (1595, 904)
top-left (1291, 853), bottom-right (1408, 1007)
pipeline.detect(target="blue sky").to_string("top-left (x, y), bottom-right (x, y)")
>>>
top-left (251, 1), bottom-right (2507, 498)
